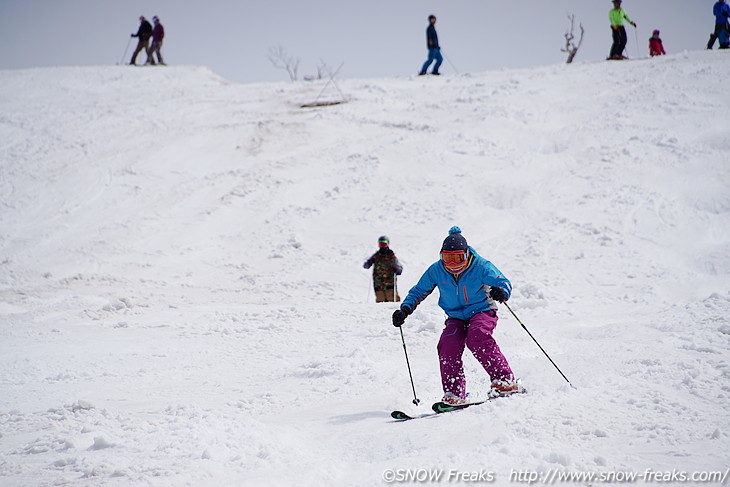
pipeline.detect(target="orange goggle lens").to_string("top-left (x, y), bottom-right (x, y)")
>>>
top-left (441, 251), bottom-right (466, 264)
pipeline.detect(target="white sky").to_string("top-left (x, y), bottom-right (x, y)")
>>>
top-left (0, 0), bottom-right (713, 83)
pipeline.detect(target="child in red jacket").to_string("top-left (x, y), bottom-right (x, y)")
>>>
top-left (649, 29), bottom-right (666, 56)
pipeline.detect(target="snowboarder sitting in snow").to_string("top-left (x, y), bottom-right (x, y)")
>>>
top-left (649, 30), bottom-right (666, 56)
top-left (392, 226), bottom-right (522, 405)
top-left (363, 236), bottom-right (403, 303)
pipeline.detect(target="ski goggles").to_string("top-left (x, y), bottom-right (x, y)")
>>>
top-left (440, 251), bottom-right (466, 264)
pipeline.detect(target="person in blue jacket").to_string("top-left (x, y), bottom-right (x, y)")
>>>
top-left (392, 226), bottom-right (522, 405)
top-left (418, 15), bottom-right (443, 75)
top-left (708, 0), bottom-right (730, 49)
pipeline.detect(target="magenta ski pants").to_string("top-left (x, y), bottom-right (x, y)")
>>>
top-left (437, 310), bottom-right (514, 398)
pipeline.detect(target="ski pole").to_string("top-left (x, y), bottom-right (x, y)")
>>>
top-left (393, 273), bottom-right (397, 302)
top-left (120, 36), bottom-right (132, 65)
top-left (633, 26), bottom-right (640, 59)
top-left (503, 302), bottom-right (575, 388)
top-left (442, 50), bottom-right (459, 74)
top-left (398, 326), bottom-right (421, 405)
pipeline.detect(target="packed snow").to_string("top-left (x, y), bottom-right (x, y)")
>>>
top-left (1, 51), bottom-right (729, 487)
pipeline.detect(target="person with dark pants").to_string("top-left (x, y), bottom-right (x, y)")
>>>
top-left (419, 15), bottom-right (443, 75)
top-left (129, 16), bottom-right (152, 65)
top-left (609, 0), bottom-right (636, 60)
top-left (719, 29), bottom-right (730, 48)
top-left (148, 16), bottom-right (165, 65)
top-left (707, 0), bottom-right (730, 49)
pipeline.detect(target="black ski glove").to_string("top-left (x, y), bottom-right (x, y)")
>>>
top-left (392, 306), bottom-right (411, 327)
top-left (489, 287), bottom-right (508, 303)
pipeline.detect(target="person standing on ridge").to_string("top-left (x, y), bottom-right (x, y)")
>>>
top-left (391, 226), bottom-right (523, 406)
top-left (608, 0), bottom-right (636, 60)
top-left (129, 16), bottom-right (153, 65)
top-left (363, 236), bottom-right (403, 303)
top-left (649, 29), bottom-right (666, 56)
top-left (148, 16), bottom-right (166, 65)
top-left (419, 15), bottom-right (443, 75)
top-left (707, 0), bottom-right (730, 49)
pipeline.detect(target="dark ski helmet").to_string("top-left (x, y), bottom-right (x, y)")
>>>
top-left (441, 226), bottom-right (468, 252)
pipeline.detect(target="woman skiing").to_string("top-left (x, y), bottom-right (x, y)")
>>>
top-left (392, 226), bottom-right (522, 405)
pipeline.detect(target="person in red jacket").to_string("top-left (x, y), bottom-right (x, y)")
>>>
top-left (649, 29), bottom-right (666, 56)
top-left (148, 16), bottom-right (166, 65)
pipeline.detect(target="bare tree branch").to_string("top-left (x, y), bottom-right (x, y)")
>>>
top-left (267, 45), bottom-right (300, 81)
top-left (561, 14), bottom-right (585, 64)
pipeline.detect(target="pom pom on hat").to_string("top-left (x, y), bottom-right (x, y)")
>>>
top-left (442, 226), bottom-right (468, 252)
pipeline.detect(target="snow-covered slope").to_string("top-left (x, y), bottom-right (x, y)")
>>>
top-left (1, 53), bottom-right (729, 486)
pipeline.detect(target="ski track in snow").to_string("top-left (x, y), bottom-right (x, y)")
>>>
top-left (0, 54), bottom-right (729, 486)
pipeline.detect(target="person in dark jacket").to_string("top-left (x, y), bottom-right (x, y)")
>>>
top-left (148, 16), bottom-right (165, 65)
top-left (707, 0), bottom-right (730, 49)
top-left (419, 15), bottom-right (443, 75)
top-left (363, 236), bottom-right (403, 303)
top-left (130, 16), bottom-right (153, 65)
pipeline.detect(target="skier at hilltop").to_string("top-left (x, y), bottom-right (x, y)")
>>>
top-left (129, 16), bottom-right (153, 66)
top-left (418, 15), bottom-right (443, 76)
top-left (148, 16), bottom-right (166, 66)
top-left (608, 0), bottom-right (637, 60)
top-left (649, 30), bottom-right (666, 56)
top-left (391, 227), bottom-right (523, 406)
top-left (707, 0), bottom-right (730, 49)
top-left (363, 236), bottom-right (403, 303)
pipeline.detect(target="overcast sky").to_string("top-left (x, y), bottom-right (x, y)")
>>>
top-left (0, 1), bottom-right (713, 84)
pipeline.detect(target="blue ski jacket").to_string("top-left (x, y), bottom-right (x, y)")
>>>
top-left (401, 246), bottom-right (512, 321)
top-left (714, 1), bottom-right (730, 24)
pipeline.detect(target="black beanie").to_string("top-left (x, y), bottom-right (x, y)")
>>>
top-left (441, 226), bottom-right (468, 252)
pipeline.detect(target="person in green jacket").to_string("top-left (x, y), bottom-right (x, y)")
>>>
top-left (609, 0), bottom-right (637, 60)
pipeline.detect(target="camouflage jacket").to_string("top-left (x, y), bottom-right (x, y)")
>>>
top-left (363, 248), bottom-right (403, 290)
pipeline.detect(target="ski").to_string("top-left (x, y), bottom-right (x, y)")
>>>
top-left (390, 410), bottom-right (437, 421)
top-left (391, 389), bottom-right (526, 421)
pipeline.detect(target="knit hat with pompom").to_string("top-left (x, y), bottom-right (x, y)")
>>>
top-left (441, 226), bottom-right (468, 252)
